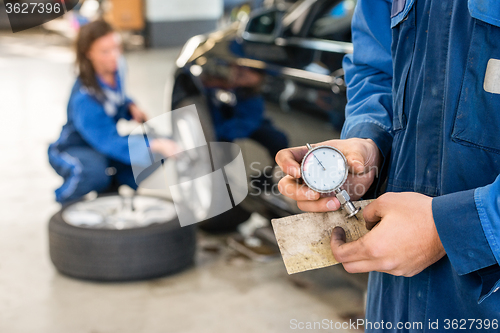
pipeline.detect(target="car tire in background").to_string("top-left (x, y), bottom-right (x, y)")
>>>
top-left (172, 95), bottom-right (252, 233)
top-left (48, 195), bottom-right (196, 282)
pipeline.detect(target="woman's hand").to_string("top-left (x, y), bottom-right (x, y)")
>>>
top-left (150, 138), bottom-right (180, 158)
top-left (275, 138), bottom-right (381, 212)
top-left (129, 103), bottom-right (149, 123)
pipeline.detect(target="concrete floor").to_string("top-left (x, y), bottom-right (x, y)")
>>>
top-left (0, 29), bottom-right (365, 333)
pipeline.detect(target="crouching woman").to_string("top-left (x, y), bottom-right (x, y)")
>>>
top-left (48, 20), bottom-right (176, 204)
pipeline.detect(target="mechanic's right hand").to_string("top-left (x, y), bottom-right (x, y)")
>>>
top-left (275, 138), bottom-right (381, 212)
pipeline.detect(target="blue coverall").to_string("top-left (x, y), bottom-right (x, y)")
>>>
top-left (48, 72), bottom-right (151, 204)
top-left (342, 0), bottom-right (500, 330)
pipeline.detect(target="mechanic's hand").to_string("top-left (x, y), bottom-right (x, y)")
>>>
top-left (275, 138), bottom-right (381, 212)
top-left (150, 138), bottom-right (180, 158)
top-left (129, 103), bottom-right (149, 123)
top-left (331, 192), bottom-right (446, 277)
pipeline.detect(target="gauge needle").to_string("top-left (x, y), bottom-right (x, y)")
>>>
top-left (312, 154), bottom-right (326, 170)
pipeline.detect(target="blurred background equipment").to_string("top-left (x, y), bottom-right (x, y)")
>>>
top-left (144, 0), bottom-right (223, 48)
top-left (104, 0), bottom-right (145, 31)
top-left (0, 1), bottom-right (11, 29)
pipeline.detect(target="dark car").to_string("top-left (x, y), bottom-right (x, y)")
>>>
top-left (170, 0), bottom-right (355, 231)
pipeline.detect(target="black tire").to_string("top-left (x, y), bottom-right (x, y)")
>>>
top-left (198, 205), bottom-right (252, 234)
top-left (172, 95), bottom-right (252, 233)
top-left (48, 198), bottom-right (197, 282)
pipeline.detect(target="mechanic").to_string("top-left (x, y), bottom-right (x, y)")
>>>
top-left (276, 0), bottom-right (500, 331)
top-left (203, 56), bottom-right (289, 191)
top-left (48, 20), bottom-right (177, 204)
top-left (206, 83), bottom-right (289, 191)
top-left (206, 83), bottom-right (289, 160)
top-left (203, 39), bottom-right (289, 162)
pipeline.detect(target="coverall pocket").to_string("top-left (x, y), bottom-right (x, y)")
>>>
top-left (451, 5), bottom-right (500, 154)
top-left (391, 0), bottom-right (416, 131)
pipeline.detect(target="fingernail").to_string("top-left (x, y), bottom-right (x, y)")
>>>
top-left (332, 226), bottom-right (346, 242)
top-left (305, 190), bottom-right (318, 200)
top-left (351, 159), bottom-right (365, 171)
top-left (351, 160), bottom-right (364, 167)
top-left (326, 199), bottom-right (338, 211)
top-left (289, 166), bottom-right (300, 178)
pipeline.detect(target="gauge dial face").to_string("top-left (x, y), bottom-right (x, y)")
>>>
top-left (301, 146), bottom-right (348, 193)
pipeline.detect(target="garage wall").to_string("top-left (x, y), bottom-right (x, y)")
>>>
top-left (145, 0), bottom-right (223, 48)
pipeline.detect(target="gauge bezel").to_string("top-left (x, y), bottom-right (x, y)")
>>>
top-left (300, 145), bottom-right (349, 194)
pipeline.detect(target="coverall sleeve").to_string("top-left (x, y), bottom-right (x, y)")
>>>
top-left (340, 0), bottom-right (394, 161)
top-left (433, 175), bottom-right (500, 303)
top-left (71, 94), bottom-right (149, 165)
top-left (116, 96), bottom-right (134, 121)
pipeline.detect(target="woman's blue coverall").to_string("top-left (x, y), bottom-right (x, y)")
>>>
top-left (48, 72), bottom-right (150, 204)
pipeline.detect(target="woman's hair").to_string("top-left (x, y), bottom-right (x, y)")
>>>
top-left (75, 20), bottom-right (114, 97)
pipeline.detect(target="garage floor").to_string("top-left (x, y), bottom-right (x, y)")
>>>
top-left (0, 29), bottom-right (366, 333)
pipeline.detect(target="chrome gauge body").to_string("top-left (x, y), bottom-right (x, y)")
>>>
top-left (300, 145), bottom-right (348, 194)
top-left (300, 143), bottom-right (360, 218)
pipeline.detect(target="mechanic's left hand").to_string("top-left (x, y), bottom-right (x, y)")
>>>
top-left (129, 103), bottom-right (149, 123)
top-left (331, 192), bottom-right (446, 277)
